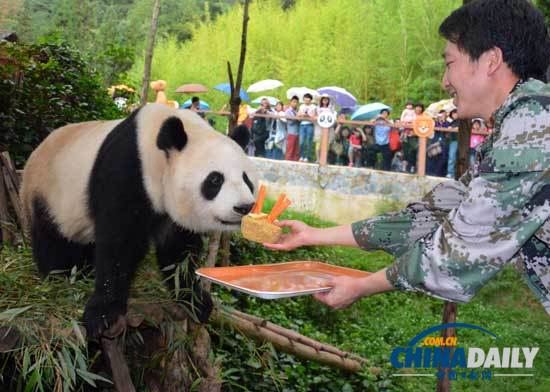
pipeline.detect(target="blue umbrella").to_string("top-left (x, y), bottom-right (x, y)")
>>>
top-left (213, 83), bottom-right (250, 102)
top-left (180, 99), bottom-right (210, 110)
top-left (351, 103), bottom-right (391, 121)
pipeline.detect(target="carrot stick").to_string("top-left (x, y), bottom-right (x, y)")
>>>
top-left (272, 193), bottom-right (286, 213)
top-left (252, 184), bottom-right (266, 214)
top-left (268, 198), bottom-right (291, 222)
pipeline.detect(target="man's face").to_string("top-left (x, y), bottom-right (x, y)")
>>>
top-left (290, 99), bottom-right (298, 109)
top-left (380, 111), bottom-right (388, 119)
top-left (442, 42), bottom-right (489, 120)
top-left (415, 106), bottom-right (423, 115)
top-left (304, 97), bottom-right (311, 105)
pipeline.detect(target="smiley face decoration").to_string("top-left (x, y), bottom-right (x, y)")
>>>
top-left (413, 115), bottom-right (435, 138)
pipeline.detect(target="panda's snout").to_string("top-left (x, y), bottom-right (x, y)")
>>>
top-left (233, 203), bottom-right (255, 216)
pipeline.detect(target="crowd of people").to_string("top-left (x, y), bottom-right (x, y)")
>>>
top-left (188, 95), bottom-right (492, 178)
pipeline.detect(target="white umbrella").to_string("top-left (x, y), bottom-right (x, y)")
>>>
top-left (251, 96), bottom-right (280, 106)
top-left (247, 79), bottom-right (283, 93)
top-left (425, 98), bottom-right (456, 118)
top-left (286, 87), bottom-right (320, 103)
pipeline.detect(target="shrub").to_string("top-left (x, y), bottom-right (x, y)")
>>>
top-left (0, 41), bottom-right (122, 167)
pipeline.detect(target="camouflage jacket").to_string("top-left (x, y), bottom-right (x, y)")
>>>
top-left (352, 79), bottom-right (550, 314)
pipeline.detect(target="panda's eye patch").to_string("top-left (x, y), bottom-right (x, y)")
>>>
top-left (201, 171), bottom-right (225, 200)
top-left (243, 172), bottom-right (254, 193)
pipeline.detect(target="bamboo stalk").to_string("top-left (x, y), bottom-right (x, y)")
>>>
top-left (215, 308), bottom-right (363, 373)
top-left (229, 308), bottom-right (367, 365)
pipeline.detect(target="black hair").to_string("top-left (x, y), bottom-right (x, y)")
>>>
top-left (191, 96), bottom-right (199, 103)
top-left (291, 95), bottom-right (299, 101)
top-left (472, 119), bottom-right (482, 125)
top-left (303, 93), bottom-right (313, 100)
top-left (439, 0), bottom-right (550, 82)
top-left (380, 109), bottom-right (390, 115)
top-left (438, 109), bottom-right (447, 114)
top-left (415, 103), bottom-right (424, 111)
top-left (450, 109), bottom-right (458, 115)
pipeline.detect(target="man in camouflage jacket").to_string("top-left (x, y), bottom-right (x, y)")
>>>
top-left (265, 0), bottom-right (550, 314)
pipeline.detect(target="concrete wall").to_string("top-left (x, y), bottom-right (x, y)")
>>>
top-left (252, 158), bottom-right (448, 224)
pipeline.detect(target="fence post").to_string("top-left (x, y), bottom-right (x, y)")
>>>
top-left (319, 127), bottom-right (329, 166)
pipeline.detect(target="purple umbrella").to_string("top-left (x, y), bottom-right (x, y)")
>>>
top-left (317, 86), bottom-right (357, 107)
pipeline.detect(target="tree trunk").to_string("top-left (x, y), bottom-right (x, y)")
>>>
top-left (227, 0), bottom-right (250, 134)
top-left (140, 0), bottom-right (161, 106)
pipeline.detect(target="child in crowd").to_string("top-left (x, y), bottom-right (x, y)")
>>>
top-left (400, 101), bottom-right (416, 124)
top-left (469, 119), bottom-right (485, 167)
top-left (298, 93), bottom-right (317, 162)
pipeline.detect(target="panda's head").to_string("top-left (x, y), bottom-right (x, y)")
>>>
top-left (151, 108), bottom-right (258, 232)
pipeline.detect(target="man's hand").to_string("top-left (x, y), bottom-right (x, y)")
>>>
top-left (263, 220), bottom-right (317, 251)
top-left (313, 269), bottom-right (394, 309)
top-left (313, 276), bottom-right (368, 309)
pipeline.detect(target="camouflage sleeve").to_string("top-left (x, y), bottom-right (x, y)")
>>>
top-left (384, 98), bottom-right (550, 303)
top-left (351, 178), bottom-right (467, 257)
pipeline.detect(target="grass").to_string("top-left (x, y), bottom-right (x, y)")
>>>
top-left (1, 199), bottom-right (549, 391)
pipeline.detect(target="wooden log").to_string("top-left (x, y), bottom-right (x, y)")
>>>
top-left (214, 309), bottom-right (363, 373)
top-left (2, 167), bottom-right (24, 230)
top-left (219, 232), bottom-right (231, 267)
top-left (101, 337), bottom-right (136, 392)
top-left (0, 326), bottom-right (20, 352)
top-left (0, 167), bottom-right (15, 245)
top-left (203, 232), bottom-right (221, 292)
top-left (0, 152), bottom-right (19, 191)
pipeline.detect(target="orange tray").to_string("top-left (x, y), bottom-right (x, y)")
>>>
top-left (196, 261), bottom-right (371, 299)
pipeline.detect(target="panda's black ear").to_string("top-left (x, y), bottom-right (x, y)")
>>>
top-left (229, 124), bottom-right (250, 151)
top-left (157, 117), bottom-right (188, 154)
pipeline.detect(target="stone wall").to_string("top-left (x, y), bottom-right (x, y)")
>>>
top-left (252, 158), bottom-right (448, 224)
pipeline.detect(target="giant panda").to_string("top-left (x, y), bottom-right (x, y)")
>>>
top-left (20, 104), bottom-right (258, 338)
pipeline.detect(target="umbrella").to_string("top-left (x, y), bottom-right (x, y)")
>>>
top-left (286, 87), bottom-right (320, 103)
top-left (175, 83), bottom-right (208, 93)
top-left (180, 99), bottom-right (210, 110)
top-left (213, 83), bottom-right (250, 102)
top-left (351, 103), bottom-right (392, 121)
top-left (251, 96), bottom-right (279, 106)
top-left (317, 86), bottom-right (357, 107)
top-left (247, 79), bottom-right (283, 93)
top-left (425, 98), bottom-right (456, 118)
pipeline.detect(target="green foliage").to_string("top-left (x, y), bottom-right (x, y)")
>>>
top-left (127, 0), bottom-right (461, 118)
top-left (11, 0), bottom-right (235, 85)
top-left (0, 41), bottom-right (122, 167)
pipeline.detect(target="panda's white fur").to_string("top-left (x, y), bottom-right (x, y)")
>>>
top-left (22, 104), bottom-right (258, 242)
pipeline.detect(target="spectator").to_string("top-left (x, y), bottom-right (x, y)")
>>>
top-left (361, 125), bottom-right (375, 167)
top-left (445, 109), bottom-right (459, 178)
top-left (298, 93), bottom-right (317, 162)
top-left (189, 96), bottom-right (206, 119)
top-left (469, 119), bottom-right (485, 166)
top-left (366, 109), bottom-right (393, 170)
top-left (266, 101), bottom-right (285, 160)
top-left (391, 151), bottom-right (408, 172)
top-left (348, 126), bottom-right (365, 167)
top-left (331, 124), bottom-right (351, 166)
top-left (284, 96), bottom-right (301, 161)
top-left (250, 98), bottom-right (273, 157)
top-left (402, 103), bottom-right (424, 173)
top-left (400, 101), bottom-right (416, 124)
top-left (315, 94), bottom-right (336, 162)
top-left (426, 109), bottom-right (449, 177)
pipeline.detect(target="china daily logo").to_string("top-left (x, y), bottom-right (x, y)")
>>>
top-left (390, 323), bottom-right (539, 381)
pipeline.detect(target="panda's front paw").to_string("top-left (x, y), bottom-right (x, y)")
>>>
top-left (83, 297), bottom-right (126, 339)
top-left (181, 284), bottom-right (213, 323)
